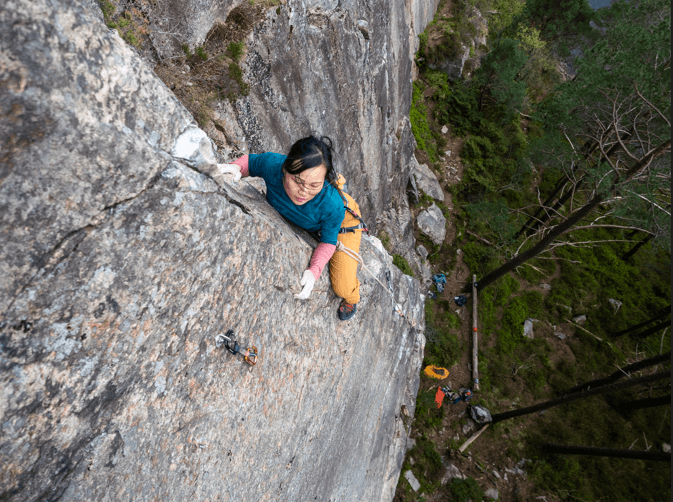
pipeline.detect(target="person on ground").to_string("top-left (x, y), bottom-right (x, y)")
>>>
top-left (217, 135), bottom-right (365, 321)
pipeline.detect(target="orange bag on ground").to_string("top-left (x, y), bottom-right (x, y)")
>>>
top-left (423, 365), bottom-right (449, 379)
top-left (435, 386), bottom-right (446, 408)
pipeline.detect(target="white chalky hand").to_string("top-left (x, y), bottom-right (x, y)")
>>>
top-left (294, 270), bottom-right (316, 300)
top-left (216, 163), bottom-right (241, 182)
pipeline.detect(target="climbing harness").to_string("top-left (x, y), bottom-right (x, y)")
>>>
top-left (215, 329), bottom-right (258, 366)
top-left (336, 190), bottom-right (370, 235)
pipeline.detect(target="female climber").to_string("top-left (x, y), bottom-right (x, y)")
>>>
top-left (217, 136), bottom-right (366, 321)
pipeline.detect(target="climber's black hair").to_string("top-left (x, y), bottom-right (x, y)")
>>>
top-left (282, 135), bottom-right (338, 187)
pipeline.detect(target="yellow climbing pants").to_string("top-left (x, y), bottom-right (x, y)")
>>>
top-left (329, 177), bottom-right (362, 305)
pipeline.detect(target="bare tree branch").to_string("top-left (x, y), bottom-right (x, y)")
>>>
top-left (565, 224), bottom-right (655, 235)
top-left (634, 82), bottom-right (671, 127)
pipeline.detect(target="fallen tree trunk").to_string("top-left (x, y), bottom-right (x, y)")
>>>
top-left (615, 394), bottom-right (671, 414)
top-left (543, 443), bottom-right (671, 462)
top-left (564, 351), bottom-right (671, 395)
top-left (491, 371), bottom-right (670, 424)
top-left (614, 307), bottom-right (671, 337)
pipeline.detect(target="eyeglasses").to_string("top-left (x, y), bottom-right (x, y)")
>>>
top-left (285, 171), bottom-right (324, 194)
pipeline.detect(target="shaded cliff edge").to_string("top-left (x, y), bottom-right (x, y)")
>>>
top-left (0, 1), bottom-right (425, 501)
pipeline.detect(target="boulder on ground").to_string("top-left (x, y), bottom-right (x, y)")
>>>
top-left (440, 463), bottom-right (466, 485)
top-left (405, 470), bottom-right (421, 492)
top-left (412, 159), bottom-right (444, 201)
top-left (462, 419), bottom-right (475, 435)
top-left (608, 298), bottom-right (623, 313)
top-left (523, 319), bottom-right (539, 338)
top-left (417, 203), bottom-right (447, 245)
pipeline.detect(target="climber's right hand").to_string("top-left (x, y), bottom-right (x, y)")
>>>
top-left (217, 163), bottom-right (242, 183)
top-left (294, 270), bottom-right (316, 300)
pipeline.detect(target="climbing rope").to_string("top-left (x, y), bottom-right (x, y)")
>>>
top-left (335, 241), bottom-right (415, 326)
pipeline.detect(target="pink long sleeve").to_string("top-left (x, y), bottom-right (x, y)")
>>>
top-left (309, 242), bottom-right (336, 280)
top-left (233, 155), bottom-right (249, 177)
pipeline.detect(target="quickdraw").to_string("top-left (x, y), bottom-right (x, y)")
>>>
top-left (215, 329), bottom-right (258, 366)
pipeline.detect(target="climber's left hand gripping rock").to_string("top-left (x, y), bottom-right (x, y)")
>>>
top-left (294, 270), bottom-right (316, 300)
top-left (217, 163), bottom-right (242, 182)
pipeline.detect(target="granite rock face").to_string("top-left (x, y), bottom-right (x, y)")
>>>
top-left (237, 0), bottom-right (419, 226)
top-left (0, 0), bottom-right (194, 314)
top-left (141, 0), bottom-right (436, 232)
top-left (0, 1), bottom-right (427, 501)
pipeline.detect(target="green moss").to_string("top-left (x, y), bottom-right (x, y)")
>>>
top-left (444, 311), bottom-right (461, 329)
top-left (195, 46), bottom-right (208, 61)
top-left (462, 241), bottom-right (499, 276)
top-left (425, 299), bottom-right (463, 368)
top-left (544, 231), bottom-right (670, 334)
top-left (227, 62), bottom-right (250, 99)
top-left (226, 41), bottom-right (245, 61)
top-left (521, 290), bottom-right (545, 318)
top-left (425, 328), bottom-right (462, 368)
top-left (393, 254), bottom-right (414, 277)
top-left (478, 272), bottom-right (520, 338)
top-left (419, 1), bottom-right (477, 67)
top-left (118, 15), bottom-right (130, 29)
top-left (418, 193), bottom-right (434, 207)
top-left (499, 296), bottom-right (528, 353)
top-left (122, 30), bottom-right (140, 48)
top-left (516, 256), bottom-right (556, 284)
top-left (378, 231), bottom-right (392, 252)
top-left (414, 388), bottom-right (445, 431)
top-left (410, 82), bottom-right (438, 162)
top-left (401, 436), bottom-right (443, 496)
top-left (98, 0), bottom-right (116, 21)
top-left (448, 477), bottom-right (485, 502)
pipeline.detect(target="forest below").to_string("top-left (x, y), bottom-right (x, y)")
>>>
top-left (395, 0), bottom-right (671, 500)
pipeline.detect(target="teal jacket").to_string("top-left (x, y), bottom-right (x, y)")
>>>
top-left (248, 153), bottom-right (345, 245)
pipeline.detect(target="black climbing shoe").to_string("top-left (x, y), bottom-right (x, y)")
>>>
top-left (338, 301), bottom-right (357, 321)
